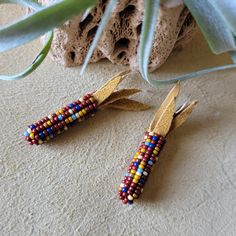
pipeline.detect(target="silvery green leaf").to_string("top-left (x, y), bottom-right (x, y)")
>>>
top-left (138, 0), bottom-right (160, 83)
top-left (184, 0), bottom-right (236, 54)
top-left (0, 0), bottom-right (96, 52)
top-left (0, 31), bottom-right (53, 80)
top-left (209, 0), bottom-right (236, 36)
top-left (80, 0), bottom-right (118, 75)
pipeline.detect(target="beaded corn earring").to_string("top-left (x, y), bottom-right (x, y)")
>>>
top-left (119, 82), bottom-right (198, 205)
top-left (24, 71), bottom-right (150, 145)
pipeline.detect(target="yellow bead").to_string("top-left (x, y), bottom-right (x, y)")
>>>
top-left (153, 150), bottom-right (158, 155)
top-left (146, 139), bottom-right (151, 142)
top-left (139, 165), bottom-right (145, 169)
top-left (59, 109), bottom-right (63, 114)
top-left (130, 173), bottom-right (135, 178)
top-left (29, 133), bottom-right (34, 139)
top-left (133, 179), bottom-right (138, 183)
top-left (43, 123), bottom-right (48, 128)
top-left (65, 119), bottom-right (70, 124)
top-left (69, 117), bottom-right (73, 122)
top-left (56, 111), bottom-right (60, 116)
top-left (140, 161), bottom-right (146, 166)
top-left (141, 148), bottom-right (145, 153)
top-left (131, 169), bottom-right (136, 174)
top-left (79, 111), bottom-right (83, 116)
top-left (155, 147), bottom-right (160, 151)
top-left (89, 97), bottom-right (95, 103)
top-left (82, 109), bottom-right (86, 115)
top-left (134, 175), bottom-right (140, 180)
top-left (47, 121), bottom-right (51, 126)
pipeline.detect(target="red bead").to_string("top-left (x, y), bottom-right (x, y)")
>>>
top-left (32, 139), bottom-right (37, 145)
top-left (35, 135), bottom-right (39, 140)
top-left (43, 130), bottom-right (48, 136)
top-left (25, 136), bottom-right (30, 141)
top-left (122, 199), bottom-right (128, 204)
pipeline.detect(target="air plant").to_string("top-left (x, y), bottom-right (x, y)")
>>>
top-left (0, 0), bottom-right (236, 85)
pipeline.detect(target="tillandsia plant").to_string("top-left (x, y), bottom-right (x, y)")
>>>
top-left (0, 0), bottom-right (236, 84)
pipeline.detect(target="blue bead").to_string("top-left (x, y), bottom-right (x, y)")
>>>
top-left (148, 160), bottom-right (153, 166)
top-left (152, 136), bottom-right (158, 141)
top-left (137, 168), bottom-right (143, 173)
top-left (29, 124), bottom-right (36, 130)
top-left (58, 115), bottom-right (63, 121)
top-left (72, 114), bottom-right (77, 120)
top-left (24, 131), bottom-right (29, 137)
top-left (75, 105), bottom-right (81, 111)
top-left (149, 143), bottom-right (155, 148)
top-left (69, 103), bottom-right (74, 108)
top-left (128, 200), bottom-right (133, 205)
top-left (47, 128), bottom-right (53, 134)
top-left (39, 132), bottom-right (45, 139)
top-left (122, 187), bottom-right (127, 193)
top-left (139, 179), bottom-right (145, 184)
top-left (134, 162), bottom-right (139, 167)
top-left (125, 173), bottom-right (129, 177)
top-left (145, 142), bottom-right (150, 146)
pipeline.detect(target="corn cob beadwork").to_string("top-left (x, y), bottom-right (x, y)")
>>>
top-left (24, 94), bottom-right (98, 145)
top-left (119, 131), bottom-right (165, 205)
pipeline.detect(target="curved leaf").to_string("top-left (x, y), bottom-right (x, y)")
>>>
top-left (0, 31), bottom-right (53, 80)
top-left (0, 0), bottom-right (96, 52)
top-left (184, 0), bottom-right (236, 54)
top-left (80, 0), bottom-right (118, 75)
top-left (138, 0), bottom-right (160, 82)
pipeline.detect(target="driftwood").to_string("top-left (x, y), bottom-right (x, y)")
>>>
top-left (40, 0), bottom-right (198, 71)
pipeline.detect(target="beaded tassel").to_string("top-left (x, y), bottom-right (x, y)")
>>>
top-left (24, 94), bottom-right (97, 145)
top-left (119, 82), bottom-right (198, 205)
top-left (23, 71), bottom-right (150, 145)
top-left (119, 131), bottom-right (165, 204)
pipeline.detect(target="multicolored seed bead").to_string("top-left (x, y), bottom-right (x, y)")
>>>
top-left (119, 131), bottom-right (165, 205)
top-left (24, 94), bottom-right (98, 145)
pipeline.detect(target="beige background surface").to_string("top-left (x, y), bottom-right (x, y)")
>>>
top-left (1, 5), bottom-right (236, 236)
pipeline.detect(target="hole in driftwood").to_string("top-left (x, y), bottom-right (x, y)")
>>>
top-left (79, 13), bottom-right (93, 31)
top-left (178, 14), bottom-right (194, 37)
top-left (115, 38), bottom-right (130, 49)
top-left (117, 51), bottom-right (126, 59)
top-left (136, 23), bottom-right (142, 35)
top-left (69, 51), bottom-right (76, 61)
top-left (119, 5), bottom-right (135, 17)
top-left (87, 26), bottom-right (98, 38)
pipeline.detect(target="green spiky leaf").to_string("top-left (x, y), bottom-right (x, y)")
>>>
top-left (0, 0), bottom-right (96, 52)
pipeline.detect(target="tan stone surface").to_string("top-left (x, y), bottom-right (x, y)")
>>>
top-left (1, 5), bottom-right (236, 236)
top-left (41, 0), bottom-right (197, 71)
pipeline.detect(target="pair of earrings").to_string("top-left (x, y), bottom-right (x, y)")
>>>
top-left (23, 71), bottom-right (197, 205)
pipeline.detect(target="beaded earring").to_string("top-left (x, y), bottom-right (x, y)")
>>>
top-left (24, 71), bottom-right (150, 145)
top-left (119, 82), bottom-right (198, 205)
